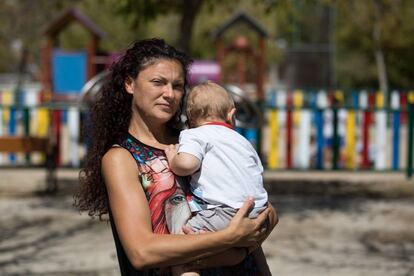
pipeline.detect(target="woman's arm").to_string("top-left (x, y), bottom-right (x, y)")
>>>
top-left (102, 147), bottom-right (269, 270)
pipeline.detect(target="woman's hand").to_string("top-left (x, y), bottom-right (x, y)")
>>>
top-left (247, 202), bottom-right (278, 253)
top-left (264, 202), bottom-right (278, 240)
top-left (225, 198), bottom-right (272, 248)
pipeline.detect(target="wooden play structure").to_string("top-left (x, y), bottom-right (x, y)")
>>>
top-left (213, 11), bottom-right (268, 103)
top-left (212, 11), bottom-right (269, 156)
top-left (0, 8), bottom-right (107, 192)
top-left (41, 8), bottom-right (106, 101)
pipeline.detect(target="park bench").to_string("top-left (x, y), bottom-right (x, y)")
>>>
top-left (0, 136), bottom-right (58, 193)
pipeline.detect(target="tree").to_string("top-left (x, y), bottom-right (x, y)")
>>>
top-left (335, 0), bottom-right (414, 91)
top-left (112, 0), bottom-right (205, 54)
top-left (0, 0), bottom-right (80, 77)
top-left (263, 0), bottom-right (414, 90)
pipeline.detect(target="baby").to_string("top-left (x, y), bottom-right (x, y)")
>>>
top-left (165, 81), bottom-right (271, 276)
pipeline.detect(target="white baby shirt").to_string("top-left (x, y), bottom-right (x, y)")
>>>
top-left (177, 124), bottom-right (268, 210)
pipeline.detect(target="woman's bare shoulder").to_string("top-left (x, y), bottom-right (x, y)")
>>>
top-left (101, 147), bottom-right (137, 182)
top-left (102, 146), bottom-right (133, 163)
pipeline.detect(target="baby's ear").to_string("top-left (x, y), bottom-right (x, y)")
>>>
top-left (227, 108), bottom-right (236, 126)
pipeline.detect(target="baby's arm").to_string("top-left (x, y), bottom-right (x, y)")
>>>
top-left (165, 144), bottom-right (201, 176)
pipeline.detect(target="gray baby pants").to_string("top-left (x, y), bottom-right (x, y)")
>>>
top-left (186, 206), bottom-right (266, 232)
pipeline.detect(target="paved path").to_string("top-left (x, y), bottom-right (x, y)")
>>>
top-left (1, 169), bottom-right (413, 275)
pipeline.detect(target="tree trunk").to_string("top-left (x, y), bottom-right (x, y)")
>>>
top-left (16, 46), bottom-right (29, 85)
top-left (372, 0), bottom-right (388, 101)
top-left (374, 42), bottom-right (388, 95)
top-left (178, 0), bottom-right (203, 55)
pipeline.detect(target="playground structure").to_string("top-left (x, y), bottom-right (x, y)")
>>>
top-left (186, 11), bottom-right (269, 155)
top-left (213, 12), bottom-right (268, 154)
top-left (213, 11), bottom-right (267, 102)
top-left (0, 8), bottom-right (110, 191)
top-left (0, 8), bottom-right (413, 182)
top-left (41, 8), bottom-right (106, 102)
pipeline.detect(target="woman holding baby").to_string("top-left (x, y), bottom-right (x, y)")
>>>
top-left (74, 38), bottom-right (278, 275)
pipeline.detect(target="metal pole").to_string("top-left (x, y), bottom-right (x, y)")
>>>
top-left (406, 92), bottom-right (414, 179)
top-left (24, 107), bottom-right (30, 163)
top-left (332, 98), bottom-right (339, 170)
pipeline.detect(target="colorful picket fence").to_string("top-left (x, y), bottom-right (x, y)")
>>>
top-left (0, 105), bottom-right (85, 167)
top-left (0, 87), bottom-right (86, 167)
top-left (1, 87), bottom-right (414, 175)
top-left (263, 89), bottom-right (414, 173)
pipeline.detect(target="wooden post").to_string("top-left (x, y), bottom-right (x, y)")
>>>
top-left (257, 37), bottom-right (266, 102)
top-left (406, 92), bottom-right (414, 178)
top-left (391, 91), bottom-right (400, 170)
top-left (237, 49), bottom-right (246, 86)
top-left (215, 38), bottom-right (225, 83)
top-left (286, 95), bottom-right (293, 169)
top-left (87, 35), bottom-right (98, 80)
top-left (41, 36), bottom-right (54, 101)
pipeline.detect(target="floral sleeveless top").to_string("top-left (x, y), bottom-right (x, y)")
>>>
top-left (113, 133), bottom-right (259, 275)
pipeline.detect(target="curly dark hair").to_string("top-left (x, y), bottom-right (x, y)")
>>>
top-left (74, 38), bottom-right (191, 218)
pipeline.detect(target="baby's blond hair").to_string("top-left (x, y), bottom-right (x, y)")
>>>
top-left (186, 81), bottom-right (235, 127)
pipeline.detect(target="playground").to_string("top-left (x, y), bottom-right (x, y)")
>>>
top-left (1, 8), bottom-right (413, 176)
top-left (1, 4), bottom-right (414, 276)
top-left (0, 169), bottom-right (413, 275)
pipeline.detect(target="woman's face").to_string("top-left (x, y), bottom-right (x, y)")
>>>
top-left (125, 59), bottom-right (185, 124)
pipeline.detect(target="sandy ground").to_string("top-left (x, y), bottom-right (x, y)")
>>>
top-left (1, 169), bottom-right (414, 276)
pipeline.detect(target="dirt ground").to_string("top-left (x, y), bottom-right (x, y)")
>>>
top-left (1, 169), bottom-right (414, 276)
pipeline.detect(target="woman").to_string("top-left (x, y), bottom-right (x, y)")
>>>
top-left (74, 38), bottom-right (278, 275)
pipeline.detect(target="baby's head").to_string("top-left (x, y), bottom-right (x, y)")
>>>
top-left (186, 81), bottom-right (235, 128)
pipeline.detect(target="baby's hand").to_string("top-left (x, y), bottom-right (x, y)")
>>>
top-left (164, 144), bottom-right (178, 162)
top-left (182, 225), bottom-right (208, 235)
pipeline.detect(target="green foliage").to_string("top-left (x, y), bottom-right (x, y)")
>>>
top-left (76, 0), bottom-right (141, 52)
top-left (113, 0), bottom-right (173, 28)
top-left (0, 0), bottom-right (79, 73)
top-left (191, 0), bottom-right (283, 61)
top-left (0, 0), bottom-right (413, 90)
top-left (107, 0), bottom-right (206, 53)
top-left (267, 0), bottom-right (414, 89)
top-left (334, 0), bottom-right (414, 89)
